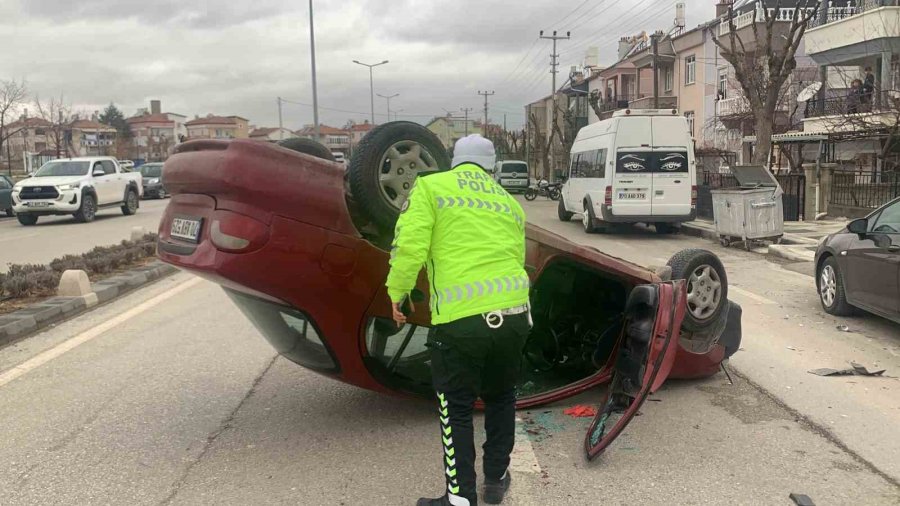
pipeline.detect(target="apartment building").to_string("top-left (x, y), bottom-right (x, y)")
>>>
top-left (249, 127), bottom-right (297, 142)
top-left (426, 116), bottom-right (483, 150)
top-left (127, 101), bottom-right (188, 161)
top-left (185, 115), bottom-right (250, 140)
top-left (296, 125), bottom-right (351, 155)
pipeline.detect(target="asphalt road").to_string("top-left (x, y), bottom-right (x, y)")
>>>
top-left (0, 198), bottom-right (168, 272)
top-left (0, 200), bottom-right (898, 505)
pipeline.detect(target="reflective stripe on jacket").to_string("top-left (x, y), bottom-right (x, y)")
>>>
top-left (386, 163), bottom-right (528, 325)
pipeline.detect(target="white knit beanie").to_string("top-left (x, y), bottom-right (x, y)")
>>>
top-left (452, 134), bottom-right (496, 170)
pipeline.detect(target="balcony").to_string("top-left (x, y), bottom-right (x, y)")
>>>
top-left (716, 95), bottom-right (790, 119)
top-left (802, 90), bottom-right (900, 133)
top-left (805, 1), bottom-right (900, 64)
top-left (629, 95), bottom-right (678, 110)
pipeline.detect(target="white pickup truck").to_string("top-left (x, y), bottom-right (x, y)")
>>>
top-left (11, 157), bottom-right (143, 226)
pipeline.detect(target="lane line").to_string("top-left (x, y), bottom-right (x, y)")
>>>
top-left (730, 286), bottom-right (777, 305)
top-left (0, 277), bottom-right (203, 388)
top-left (509, 418), bottom-right (542, 474)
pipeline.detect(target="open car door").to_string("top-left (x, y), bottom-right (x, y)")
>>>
top-left (585, 280), bottom-right (686, 460)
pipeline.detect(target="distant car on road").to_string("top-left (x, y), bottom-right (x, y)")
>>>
top-left (493, 160), bottom-right (530, 193)
top-left (0, 174), bottom-right (14, 217)
top-left (138, 163), bottom-right (168, 199)
top-left (11, 157), bottom-right (143, 226)
top-left (331, 152), bottom-right (347, 167)
top-left (816, 197), bottom-right (900, 324)
top-left (118, 160), bottom-right (136, 172)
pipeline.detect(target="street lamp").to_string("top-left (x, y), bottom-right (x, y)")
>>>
top-left (353, 59), bottom-right (389, 125)
top-left (308, 0), bottom-right (320, 141)
top-left (377, 93), bottom-right (399, 123)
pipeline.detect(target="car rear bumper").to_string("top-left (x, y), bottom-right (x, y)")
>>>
top-left (597, 205), bottom-right (696, 224)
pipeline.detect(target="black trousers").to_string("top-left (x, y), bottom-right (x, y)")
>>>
top-left (428, 313), bottom-right (529, 504)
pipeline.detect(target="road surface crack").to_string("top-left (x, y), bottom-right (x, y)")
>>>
top-left (157, 354), bottom-right (279, 505)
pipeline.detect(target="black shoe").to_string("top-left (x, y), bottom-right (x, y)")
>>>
top-left (482, 472), bottom-right (511, 504)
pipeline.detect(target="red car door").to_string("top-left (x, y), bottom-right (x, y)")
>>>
top-left (585, 280), bottom-right (686, 460)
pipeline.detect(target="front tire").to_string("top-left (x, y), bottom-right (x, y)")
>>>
top-left (558, 198), bottom-right (573, 222)
top-left (582, 200), bottom-right (598, 234)
top-left (74, 193), bottom-right (96, 223)
top-left (17, 213), bottom-right (38, 226)
top-left (819, 256), bottom-right (854, 316)
top-left (122, 189), bottom-right (139, 215)
top-left (524, 188), bottom-right (538, 201)
top-left (277, 138), bottom-right (335, 161)
top-left (668, 249), bottom-right (728, 332)
top-left (549, 188), bottom-right (561, 201)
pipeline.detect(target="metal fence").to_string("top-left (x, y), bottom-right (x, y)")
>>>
top-left (804, 90), bottom-right (899, 118)
top-left (697, 171), bottom-right (806, 221)
top-left (831, 170), bottom-right (900, 209)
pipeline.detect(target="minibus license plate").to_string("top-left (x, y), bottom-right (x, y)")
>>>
top-left (618, 192), bottom-right (645, 200)
top-left (171, 217), bottom-right (202, 243)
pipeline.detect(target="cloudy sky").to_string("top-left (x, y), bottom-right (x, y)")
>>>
top-left (1, 0), bottom-right (716, 130)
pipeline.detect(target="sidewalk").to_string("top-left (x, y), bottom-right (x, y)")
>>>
top-left (681, 218), bottom-right (848, 263)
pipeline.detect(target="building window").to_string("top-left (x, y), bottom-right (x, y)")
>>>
top-left (718, 69), bottom-right (728, 99)
top-left (685, 111), bottom-right (695, 138)
top-left (685, 56), bottom-right (696, 85)
top-left (664, 66), bottom-right (674, 92)
top-left (34, 129), bottom-right (46, 136)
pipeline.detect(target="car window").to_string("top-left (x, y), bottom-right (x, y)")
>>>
top-left (101, 160), bottom-right (117, 175)
top-left (871, 200), bottom-right (900, 234)
top-left (569, 153), bottom-right (582, 179)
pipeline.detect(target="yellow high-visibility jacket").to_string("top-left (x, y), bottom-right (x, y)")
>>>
top-left (386, 163), bottom-right (529, 325)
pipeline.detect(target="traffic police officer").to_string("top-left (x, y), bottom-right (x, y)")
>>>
top-left (387, 134), bottom-right (530, 506)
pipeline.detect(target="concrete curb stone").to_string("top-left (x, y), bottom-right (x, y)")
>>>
top-left (768, 244), bottom-right (816, 263)
top-left (0, 260), bottom-right (178, 347)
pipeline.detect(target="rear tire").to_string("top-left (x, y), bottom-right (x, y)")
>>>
top-left (348, 121), bottom-right (450, 232)
top-left (17, 213), bottom-right (37, 226)
top-left (558, 198), bottom-right (573, 222)
top-left (582, 200), bottom-right (598, 234)
top-left (74, 193), bottom-right (96, 223)
top-left (549, 188), bottom-right (561, 201)
top-left (818, 256), bottom-right (855, 316)
top-left (524, 188), bottom-right (538, 201)
top-left (122, 189), bottom-right (139, 215)
top-left (667, 249), bottom-right (728, 332)
top-left (277, 138), bottom-right (335, 161)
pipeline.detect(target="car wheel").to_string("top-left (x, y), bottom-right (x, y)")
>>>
top-left (558, 198), bottom-right (573, 222)
top-left (17, 213), bottom-right (38, 226)
top-left (74, 193), bottom-right (96, 223)
top-left (667, 249), bottom-right (728, 332)
top-left (122, 189), bottom-right (139, 215)
top-left (524, 188), bottom-right (538, 201)
top-left (277, 138), bottom-right (335, 161)
top-left (819, 256), bottom-right (855, 316)
top-left (582, 200), bottom-right (598, 234)
top-left (348, 121), bottom-right (450, 231)
top-left (655, 223), bottom-right (676, 234)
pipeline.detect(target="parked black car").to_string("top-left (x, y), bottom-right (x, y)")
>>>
top-left (816, 197), bottom-right (900, 324)
top-left (138, 163), bottom-right (167, 199)
top-left (0, 174), bottom-right (14, 217)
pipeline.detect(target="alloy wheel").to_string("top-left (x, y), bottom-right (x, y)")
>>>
top-left (686, 264), bottom-right (722, 320)
top-left (820, 265), bottom-right (837, 308)
top-left (378, 140), bottom-right (440, 209)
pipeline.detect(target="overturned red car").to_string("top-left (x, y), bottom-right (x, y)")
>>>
top-left (156, 122), bottom-right (741, 460)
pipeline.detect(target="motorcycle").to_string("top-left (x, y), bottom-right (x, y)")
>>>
top-left (524, 179), bottom-right (562, 201)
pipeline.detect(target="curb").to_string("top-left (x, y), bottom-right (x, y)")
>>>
top-left (767, 244), bottom-right (816, 263)
top-left (0, 260), bottom-right (178, 348)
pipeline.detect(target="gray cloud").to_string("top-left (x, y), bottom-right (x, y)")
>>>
top-left (4, 0), bottom-right (715, 130)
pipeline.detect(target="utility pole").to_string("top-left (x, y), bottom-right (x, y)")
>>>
top-left (540, 29), bottom-right (571, 179)
top-left (308, 0), bottom-right (320, 141)
top-left (352, 59), bottom-right (389, 125)
top-left (651, 33), bottom-right (660, 109)
top-left (377, 93), bottom-right (399, 122)
top-left (460, 107), bottom-right (474, 136)
top-left (277, 97), bottom-right (284, 140)
top-left (478, 90), bottom-right (495, 129)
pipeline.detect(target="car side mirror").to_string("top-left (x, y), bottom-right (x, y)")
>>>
top-left (92, 169), bottom-right (105, 177)
top-left (848, 218), bottom-right (868, 236)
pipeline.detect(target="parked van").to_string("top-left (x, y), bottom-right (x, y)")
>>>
top-left (559, 109), bottom-right (696, 234)
top-left (494, 160), bottom-right (530, 193)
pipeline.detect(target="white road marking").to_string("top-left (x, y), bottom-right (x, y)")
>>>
top-left (0, 277), bottom-right (202, 388)
top-left (510, 418), bottom-right (542, 474)
top-left (730, 286), bottom-right (777, 305)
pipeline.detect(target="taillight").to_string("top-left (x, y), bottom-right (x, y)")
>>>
top-left (604, 186), bottom-right (613, 205)
top-left (691, 185), bottom-right (698, 207)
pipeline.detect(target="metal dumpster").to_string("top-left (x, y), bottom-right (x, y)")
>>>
top-left (711, 165), bottom-right (784, 250)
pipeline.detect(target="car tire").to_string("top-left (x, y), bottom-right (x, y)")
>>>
top-left (348, 121), bottom-right (450, 231)
top-left (667, 249), bottom-right (728, 332)
top-left (17, 213), bottom-right (38, 226)
top-left (558, 198), bottom-right (573, 222)
top-left (655, 223), bottom-right (676, 235)
top-left (277, 138), bottom-right (335, 161)
top-left (582, 200), bottom-right (598, 234)
top-left (818, 256), bottom-right (855, 316)
top-left (74, 193), bottom-right (96, 223)
top-left (122, 189), bottom-right (139, 215)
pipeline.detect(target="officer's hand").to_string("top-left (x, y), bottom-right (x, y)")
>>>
top-left (391, 301), bottom-right (413, 328)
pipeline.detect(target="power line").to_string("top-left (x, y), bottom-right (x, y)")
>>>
top-left (548, 0), bottom-right (594, 29)
top-left (562, 0), bottom-right (669, 57)
top-left (279, 97), bottom-right (439, 119)
top-left (478, 90), bottom-right (496, 126)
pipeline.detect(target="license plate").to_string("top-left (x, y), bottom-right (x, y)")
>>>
top-left (618, 192), bottom-right (646, 200)
top-left (170, 217), bottom-right (203, 243)
top-left (28, 202), bottom-right (50, 208)
top-left (506, 180), bottom-right (527, 186)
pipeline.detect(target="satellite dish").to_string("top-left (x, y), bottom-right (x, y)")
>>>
top-left (797, 82), bottom-right (823, 102)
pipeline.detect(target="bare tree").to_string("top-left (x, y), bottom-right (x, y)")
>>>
top-left (528, 111), bottom-right (558, 180)
top-left (715, 1), bottom-right (819, 165)
top-left (0, 78), bottom-right (28, 174)
top-left (34, 95), bottom-right (73, 158)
